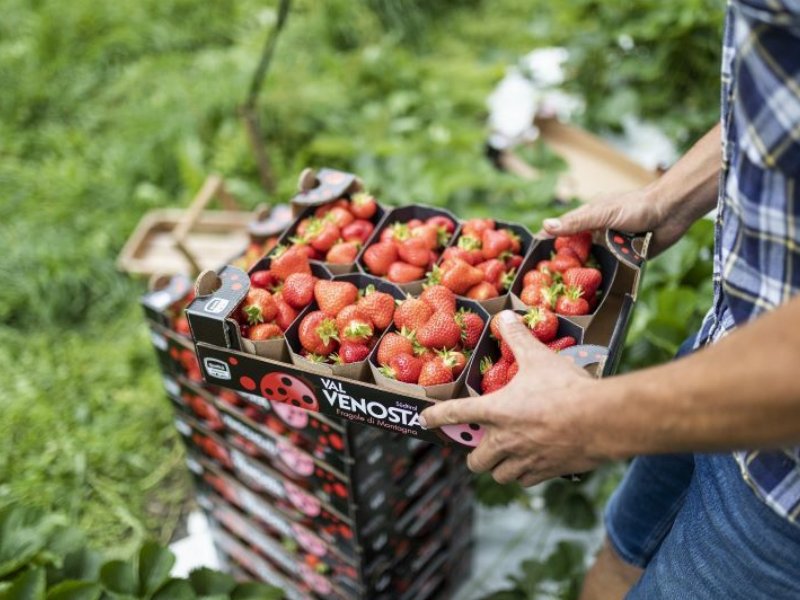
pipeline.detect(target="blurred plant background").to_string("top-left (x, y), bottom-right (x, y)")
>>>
top-left (0, 0), bottom-right (722, 594)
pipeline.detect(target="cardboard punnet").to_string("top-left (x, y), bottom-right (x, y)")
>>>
top-left (356, 204), bottom-right (460, 295)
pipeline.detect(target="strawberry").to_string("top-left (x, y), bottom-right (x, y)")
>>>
top-left (336, 306), bottom-right (374, 343)
top-left (381, 353), bottom-right (423, 383)
top-left (550, 251), bottom-right (582, 273)
top-left (326, 241), bottom-right (360, 264)
top-left (499, 339), bottom-right (515, 361)
top-left (248, 322), bottom-right (283, 340)
top-left (456, 235), bottom-right (484, 265)
top-left (506, 254), bottom-right (524, 270)
top-left (457, 310), bottom-right (484, 350)
top-left (489, 312), bottom-right (510, 340)
top-left (418, 357), bottom-right (454, 386)
top-left (520, 283), bottom-right (558, 309)
top-left (555, 286), bottom-right (590, 316)
top-left (536, 260), bottom-right (554, 275)
top-left (314, 198), bottom-right (349, 218)
top-left (394, 297), bottom-right (434, 331)
top-left (420, 284), bottom-right (457, 314)
top-left (439, 349), bottom-right (467, 377)
top-left (425, 215), bottom-right (456, 234)
top-left (462, 218), bottom-right (495, 238)
top-left (326, 206), bottom-right (354, 229)
top-left (506, 361), bottom-right (519, 382)
top-left (296, 218), bottom-right (313, 238)
top-left (298, 311), bottom-right (339, 355)
top-left (438, 259), bottom-right (484, 295)
top-left (387, 262), bottom-right (425, 283)
top-left (270, 245), bottom-right (312, 280)
top-left (466, 281), bottom-right (499, 300)
top-left (398, 237), bottom-right (431, 267)
top-left (547, 336), bottom-right (577, 351)
top-left (554, 231), bottom-right (592, 263)
top-left (293, 243), bottom-right (319, 260)
top-left (308, 220), bottom-right (341, 252)
top-left (379, 228), bottom-right (396, 243)
top-left (377, 331), bottom-right (415, 366)
top-left (506, 230), bottom-right (522, 254)
top-left (481, 359), bottom-right (509, 393)
top-left (363, 242), bottom-right (398, 276)
top-left (563, 267), bottom-right (602, 299)
top-left (416, 312), bottom-right (462, 349)
top-left (342, 219), bottom-right (374, 244)
top-left (249, 270), bottom-right (275, 289)
top-left (442, 246), bottom-right (477, 265)
top-left (481, 228), bottom-right (513, 260)
top-left (242, 288), bottom-right (278, 324)
top-left (314, 280), bottom-right (358, 316)
top-left (522, 306), bottom-right (558, 342)
top-left (357, 286), bottom-right (395, 330)
top-left (274, 295), bottom-right (299, 331)
top-left (523, 270), bottom-right (552, 287)
top-left (282, 273), bottom-right (316, 309)
top-left (333, 341), bottom-right (371, 364)
top-left (477, 259), bottom-right (506, 289)
top-left (350, 193), bottom-right (378, 220)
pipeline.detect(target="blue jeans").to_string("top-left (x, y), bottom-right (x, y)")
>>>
top-left (605, 338), bottom-right (800, 598)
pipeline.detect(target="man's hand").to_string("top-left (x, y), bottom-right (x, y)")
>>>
top-left (419, 311), bottom-right (608, 487)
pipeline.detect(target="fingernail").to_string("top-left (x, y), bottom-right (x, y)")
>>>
top-left (499, 310), bottom-right (517, 324)
top-left (543, 218), bottom-right (561, 232)
top-left (418, 413), bottom-right (428, 430)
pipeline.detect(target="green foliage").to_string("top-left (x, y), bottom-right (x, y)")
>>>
top-left (0, 506), bottom-right (280, 600)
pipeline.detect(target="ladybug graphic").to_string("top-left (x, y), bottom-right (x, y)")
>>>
top-left (271, 401), bottom-right (310, 429)
top-left (441, 422), bottom-right (485, 448)
top-left (260, 373), bottom-right (319, 412)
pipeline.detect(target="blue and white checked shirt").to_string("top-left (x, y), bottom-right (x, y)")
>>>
top-left (695, 1), bottom-right (800, 525)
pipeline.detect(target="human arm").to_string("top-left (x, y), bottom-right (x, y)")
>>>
top-left (419, 302), bottom-right (800, 486)
top-left (543, 123), bottom-right (722, 256)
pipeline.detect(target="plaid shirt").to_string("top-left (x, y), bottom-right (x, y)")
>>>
top-left (694, 1), bottom-right (800, 525)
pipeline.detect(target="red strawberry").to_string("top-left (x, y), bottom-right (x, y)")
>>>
top-left (363, 242), bottom-right (398, 276)
top-left (296, 218), bottom-right (313, 238)
top-left (381, 353), bottom-right (423, 383)
top-left (416, 312), bottom-right (462, 349)
top-left (174, 316), bottom-right (191, 336)
top-left (394, 297), bottom-right (434, 331)
top-left (457, 310), bottom-right (484, 350)
top-left (350, 193), bottom-right (378, 220)
top-left (439, 349), bottom-right (467, 377)
top-left (249, 270), bottom-right (275, 289)
top-left (520, 283), bottom-right (558, 309)
top-left (336, 306), bottom-right (374, 343)
top-left (550, 251), bottom-right (582, 273)
top-left (298, 311), bottom-right (339, 355)
top-left (334, 341), bottom-right (371, 364)
top-left (506, 361), bottom-right (519, 382)
top-left (314, 280), bottom-right (359, 316)
top-left (248, 322), bottom-right (283, 340)
top-left (481, 229), bottom-right (513, 260)
top-left (461, 218), bottom-right (495, 238)
top-left (547, 336), bottom-right (577, 351)
top-left (522, 306), bottom-right (558, 343)
top-left (523, 270), bottom-right (552, 287)
top-left (357, 286), bottom-right (395, 330)
top-left (555, 231), bottom-right (592, 263)
top-left (387, 262), bottom-right (425, 283)
top-left (377, 331), bottom-right (415, 366)
top-left (342, 219), bottom-right (374, 244)
top-left (456, 235), bottom-right (484, 265)
top-left (282, 273), bottom-right (316, 309)
top-left (271, 245), bottom-right (312, 280)
top-left (411, 223), bottom-right (442, 250)
top-left (480, 357), bottom-right (508, 393)
top-left (418, 357), bottom-right (454, 386)
top-left (420, 285), bottom-right (457, 314)
top-left (536, 260), bottom-right (554, 275)
top-left (242, 288), bottom-right (278, 324)
top-left (314, 199), bottom-right (349, 218)
top-left (438, 259), bottom-right (484, 295)
top-left (506, 254), bottom-right (524, 270)
top-left (442, 246), bottom-right (477, 265)
top-left (274, 295), bottom-right (299, 331)
top-left (466, 281), bottom-right (499, 300)
top-left (425, 215), bottom-right (456, 235)
top-left (563, 267), bottom-right (602, 299)
top-left (477, 259), bottom-right (506, 289)
top-left (325, 206), bottom-right (354, 229)
top-left (506, 230), bottom-right (522, 254)
top-left (326, 241), bottom-right (360, 264)
top-left (555, 286), bottom-right (590, 316)
top-left (398, 237), bottom-right (431, 267)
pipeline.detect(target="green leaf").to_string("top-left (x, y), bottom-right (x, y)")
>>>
top-left (151, 579), bottom-right (196, 600)
top-left (187, 569), bottom-right (235, 596)
top-left (0, 568), bottom-right (45, 600)
top-left (543, 542), bottom-right (585, 581)
top-left (0, 507), bottom-right (49, 578)
top-left (231, 582), bottom-right (284, 600)
top-left (98, 561), bottom-right (136, 596)
top-left (45, 581), bottom-right (101, 600)
top-left (137, 542), bottom-right (175, 596)
top-left (61, 549), bottom-right (102, 583)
